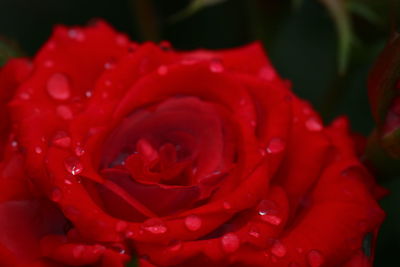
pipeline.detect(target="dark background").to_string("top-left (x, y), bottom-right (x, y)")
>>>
top-left (0, 0), bottom-right (399, 265)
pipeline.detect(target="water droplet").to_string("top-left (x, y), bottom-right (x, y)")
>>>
top-left (223, 201), bottom-right (232, 210)
top-left (104, 60), bottom-right (115, 70)
top-left (64, 156), bottom-right (83, 175)
top-left (266, 138), bottom-right (285, 154)
top-left (10, 141), bottom-right (18, 148)
top-left (209, 59), bottom-right (224, 73)
top-left (72, 245), bottom-right (84, 258)
top-left (184, 215), bottom-right (202, 231)
top-left (47, 73), bottom-right (71, 100)
top-left (125, 231), bottom-right (134, 238)
top-left (52, 132), bottom-right (71, 148)
top-left (307, 250), bottom-right (324, 267)
top-left (257, 199), bottom-right (277, 216)
top-left (159, 41), bottom-right (172, 51)
top-left (250, 120), bottom-right (257, 127)
top-left (46, 42), bottom-right (56, 50)
top-left (44, 60), bottom-right (54, 68)
top-left (142, 218), bottom-right (167, 234)
top-left (259, 67), bottom-right (276, 81)
top-left (51, 187), bottom-right (62, 202)
top-left (157, 65), bottom-right (168, 75)
top-left (56, 105), bottom-right (73, 120)
top-left (261, 215), bottom-right (282, 226)
top-left (74, 145), bottom-right (85, 157)
top-left (305, 117), bottom-right (323, 132)
top-left (116, 34), bottom-right (129, 46)
top-left (221, 233), bottom-right (240, 253)
top-left (85, 90), bottom-right (92, 98)
top-left (68, 29), bottom-right (85, 41)
top-left (35, 146), bottom-right (43, 154)
top-left (19, 92), bottom-right (30, 100)
top-left (168, 240), bottom-right (182, 252)
top-left (248, 226), bottom-right (260, 238)
top-left (110, 243), bottom-right (126, 254)
top-left (271, 240), bottom-right (286, 257)
top-left (64, 178), bottom-right (73, 185)
top-left (116, 221), bottom-right (128, 232)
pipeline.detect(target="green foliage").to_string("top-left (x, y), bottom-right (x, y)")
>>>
top-left (0, 37), bottom-right (21, 66)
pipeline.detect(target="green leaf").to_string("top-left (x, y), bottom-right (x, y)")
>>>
top-left (318, 0), bottom-right (353, 74)
top-left (126, 257), bottom-right (139, 267)
top-left (169, 0), bottom-right (228, 23)
top-left (0, 37), bottom-right (22, 67)
top-left (292, 0), bottom-right (304, 10)
top-left (348, 0), bottom-right (382, 26)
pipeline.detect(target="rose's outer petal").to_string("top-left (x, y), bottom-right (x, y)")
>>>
top-left (0, 58), bottom-right (32, 157)
top-left (0, 199), bottom-right (67, 264)
top-left (177, 42), bottom-right (277, 78)
top-left (10, 20), bottom-right (129, 189)
top-left (40, 235), bottom-right (131, 267)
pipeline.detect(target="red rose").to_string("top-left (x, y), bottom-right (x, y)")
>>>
top-left (0, 21), bottom-right (385, 267)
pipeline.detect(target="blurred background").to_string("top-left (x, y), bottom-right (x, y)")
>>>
top-left (0, 0), bottom-right (399, 265)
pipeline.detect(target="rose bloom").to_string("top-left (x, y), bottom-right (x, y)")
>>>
top-left (0, 21), bottom-right (385, 267)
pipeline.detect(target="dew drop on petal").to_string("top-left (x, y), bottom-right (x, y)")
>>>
top-left (64, 156), bottom-right (83, 175)
top-left (64, 178), bottom-right (73, 185)
top-left (34, 146), bottom-right (43, 154)
top-left (125, 231), bottom-right (134, 238)
top-left (221, 233), bottom-right (240, 253)
top-left (184, 215), bottom-right (202, 231)
top-left (47, 73), bottom-right (71, 100)
top-left (257, 199), bottom-right (277, 216)
top-left (271, 240), bottom-right (286, 257)
top-left (19, 92), bottom-right (31, 100)
top-left (85, 90), bottom-right (92, 98)
top-left (142, 218), bottom-right (167, 234)
top-left (68, 29), bottom-right (85, 41)
top-left (248, 226), bottom-right (260, 238)
top-left (56, 105), bottom-right (73, 120)
top-left (44, 60), bottom-right (54, 68)
top-left (209, 59), bottom-right (224, 73)
top-left (223, 201), bottom-right (232, 210)
top-left (51, 187), bottom-right (62, 202)
top-left (259, 67), bottom-right (276, 81)
top-left (306, 117), bottom-right (323, 132)
top-left (168, 240), bottom-right (182, 252)
top-left (261, 215), bottom-right (282, 226)
top-left (52, 132), bottom-right (71, 148)
top-left (307, 250), bottom-right (324, 267)
top-left (74, 145), bottom-right (85, 157)
top-left (116, 34), bottom-right (129, 46)
top-left (159, 41), bottom-right (172, 51)
top-left (10, 141), bottom-right (18, 148)
top-left (266, 138), bottom-right (285, 154)
top-left (157, 65), bottom-right (168, 75)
